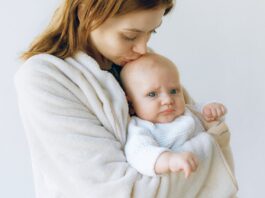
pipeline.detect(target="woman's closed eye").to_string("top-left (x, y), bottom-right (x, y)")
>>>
top-left (121, 33), bottom-right (138, 41)
top-left (122, 30), bottom-right (157, 42)
top-left (122, 35), bottom-right (137, 41)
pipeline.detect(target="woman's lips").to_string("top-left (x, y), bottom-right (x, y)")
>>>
top-left (120, 56), bottom-right (140, 65)
top-left (120, 60), bottom-right (129, 66)
top-left (120, 61), bottom-right (132, 66)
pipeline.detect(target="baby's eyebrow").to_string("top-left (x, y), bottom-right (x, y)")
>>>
top-left (145, 86), bottom-right (160, 93)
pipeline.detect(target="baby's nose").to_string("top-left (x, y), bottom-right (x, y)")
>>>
top-left (161, 94), bottom-right (173, 105)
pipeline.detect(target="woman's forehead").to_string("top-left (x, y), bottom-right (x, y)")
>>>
top-left (108, 8), bottom-right (165, 31)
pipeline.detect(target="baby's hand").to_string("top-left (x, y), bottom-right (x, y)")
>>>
top-left (202, 102), bottom-right (227, 121)
top-left (168, 152), bottom-right (199, 178)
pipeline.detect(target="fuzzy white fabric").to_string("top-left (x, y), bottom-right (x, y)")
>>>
top-left (15, 51), bottom-right (238, 198)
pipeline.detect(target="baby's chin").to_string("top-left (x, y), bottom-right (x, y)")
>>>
top-left (155, 110), bottom-right (186, 124)
top-left (155, 115), bottom-right (178, 124)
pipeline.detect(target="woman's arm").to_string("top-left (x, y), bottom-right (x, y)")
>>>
top-left (14, 56), bottom-right (237, 197)
top-left (15, 59), bottom-right (139, 197)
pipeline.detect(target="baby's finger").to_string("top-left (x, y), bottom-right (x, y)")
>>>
top-left (221, 105), bottom-right (227, 114)
top-left (211, 108), bottom-right (217, 118)
top-left (191, 157), bottom-right (199, 171)
top-left (216, 107), bottom-right (223, 117)
top-left (189, 159), bottom-right (197, 172)
top-left (204, 108), bottom-right (212, 117)
top-left (187, 156), bottom-right (197, 171)
top-left (183, 164), bottom-right (191, 178)
top-left (203, 108), bottom-right (213, 121)
top-left (193, 155), bottom-right (199, 168)
top-left (175, 168), bottom-right (182, 173)
top-left (204, 116), bottom-right (212, 121)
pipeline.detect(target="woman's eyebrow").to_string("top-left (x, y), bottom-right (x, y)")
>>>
top-left (123, 21), bottom-right (162, 33)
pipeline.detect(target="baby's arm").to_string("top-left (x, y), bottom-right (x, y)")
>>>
top-left (202, 102), bottom-right (227, 122)
top-left (125, 118), bottom-right (169, 176)
top-left (155, 151), bottom-right (199, 178)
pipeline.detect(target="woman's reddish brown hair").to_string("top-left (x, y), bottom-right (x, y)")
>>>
top-left (21, 0), bottom-right (174, 60)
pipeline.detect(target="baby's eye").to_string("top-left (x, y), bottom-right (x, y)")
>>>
top-left (170, 89), bottom-right (177, 95)
top-left (147, 91), bottom-right (157, 97)
top-left (151, 29), bottom-right (157, 34)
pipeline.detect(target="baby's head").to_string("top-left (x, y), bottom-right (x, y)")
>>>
top-left (121, 53), bottom-right (185, 123)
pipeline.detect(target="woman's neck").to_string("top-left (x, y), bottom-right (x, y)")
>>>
top-left (97, 55), bottom-right (112, 70)
top-left (85, 42), bottom-right (112, 70)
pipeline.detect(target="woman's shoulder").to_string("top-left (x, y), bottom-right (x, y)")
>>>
top-left (14, 51), bottom-right (113, 102)
top-left (16, 53), bottom-right (66, 78)
top-left (14, 53), bottom-right (81, 94)
top-left (14, 52), bottom-right (96, 109)
top-left (15, 52), bottom-right (96, 84)
top-left (18, 51), bottom-right (97, 72)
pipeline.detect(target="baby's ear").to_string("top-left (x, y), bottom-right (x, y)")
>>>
top-left (128, 100), bottom-right (135, 116)
top-left (125, 94), bottom-right (132, 102)
top-left (125, 95), bottom-right (136, 116)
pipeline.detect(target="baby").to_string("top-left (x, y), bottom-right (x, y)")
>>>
top-left (121, 53), bottom-right (226, 178)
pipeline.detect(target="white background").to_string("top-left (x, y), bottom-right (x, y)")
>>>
top-left (0, 0), bottom-right (264, 197)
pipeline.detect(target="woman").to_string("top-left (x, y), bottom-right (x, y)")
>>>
top-left (15, 0), bottom-right (237, 197)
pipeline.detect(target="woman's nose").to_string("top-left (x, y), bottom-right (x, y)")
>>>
top-left (132, 37), bottom-right (148, 55)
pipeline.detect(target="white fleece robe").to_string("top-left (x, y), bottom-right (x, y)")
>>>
top-left (14, 51), bottom-right (238, 198)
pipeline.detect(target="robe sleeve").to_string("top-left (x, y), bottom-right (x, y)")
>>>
top-left (14, 60), bottom-right (161, 198)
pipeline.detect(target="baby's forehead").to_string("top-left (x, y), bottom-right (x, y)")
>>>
top-left (134, 54), bottom-right (166, 65)
top-left (130, 54), bottom-right (173, 68)
top-left (121, 53), bottom-right (179, 85)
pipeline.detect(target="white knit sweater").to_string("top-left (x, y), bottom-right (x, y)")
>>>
top-left (125, 108), bottom-right (208, 176)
